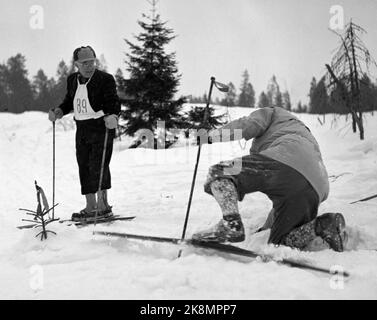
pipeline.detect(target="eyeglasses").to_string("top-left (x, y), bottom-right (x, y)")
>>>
top-left (76, 60), bottom-right (96, 67)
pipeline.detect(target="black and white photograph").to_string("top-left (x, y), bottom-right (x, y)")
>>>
top-left (1, 0), bottom-right (377, 303)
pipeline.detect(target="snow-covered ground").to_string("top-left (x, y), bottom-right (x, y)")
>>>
top-left (0, 106), bottom-right (376, 299)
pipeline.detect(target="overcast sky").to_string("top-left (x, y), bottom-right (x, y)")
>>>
top-left (1, 0), bottom-right (377, 105)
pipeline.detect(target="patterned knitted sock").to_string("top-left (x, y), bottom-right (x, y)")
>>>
top-left (210, 179), bottom-right (240, 221)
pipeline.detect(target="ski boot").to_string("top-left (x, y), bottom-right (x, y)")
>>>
top-left (71, 206), bottom-right (113, 222)
top-left (315, 212), bottom-right (348, 252)
top-left (192, 215), bottom-right (245, 243)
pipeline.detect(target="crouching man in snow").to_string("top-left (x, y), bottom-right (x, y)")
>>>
top-left (193, 107), bottom-right (348, 252)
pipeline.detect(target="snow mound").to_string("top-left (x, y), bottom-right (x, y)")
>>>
top-left (1, 108), bottom-right (377, 299)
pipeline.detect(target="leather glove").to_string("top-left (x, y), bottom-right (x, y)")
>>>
top-left (48, 108), bottom-right (63, 121)
top-left (104, 114), bottom-right (118, 129)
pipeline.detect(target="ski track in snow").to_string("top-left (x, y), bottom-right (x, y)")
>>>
top-left (1, 107), bottom-right (377, 299)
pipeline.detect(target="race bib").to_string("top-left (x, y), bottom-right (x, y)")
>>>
top-left (73, 79), bottom-right (104, 120)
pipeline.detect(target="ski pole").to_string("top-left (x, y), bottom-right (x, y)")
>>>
top-left (52, 120), bottom-right (56, 220)
top-left (178, 77), bottom-right (216, 257)
top-left (93, 127), bottom-right (109, 230)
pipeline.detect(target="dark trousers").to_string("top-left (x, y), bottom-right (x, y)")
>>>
top-left (204, 153), bottom-right (319, 244)
top-left (75, 118), bottom-right (115, 195)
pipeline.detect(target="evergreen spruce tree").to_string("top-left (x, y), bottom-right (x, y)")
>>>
top-left (296, 101), bottom-right (308, 113)
top-left (32, 69), bottom-right (54, 112)
top-left (0, 64), bottom-right (10, 112)
top-left (328, 84), bottom-right (344, 114)
top-left (282, 91), bottom-right (292, 111)
top-left (51, 60), bottom-right (69, 105)
top-left (114, 68), bottom-right (127, 101)
top-left (275, 91), bottom-right (283, 108)
top-left (4, 54), bottom-right (34, 113)
top-left (186, 105), bottom-right (225, 130)
top-left (296, 101), bottom-right (303, 113)
top-left (308, 77), bottom-right (317, 113)
top-left (257, 91), bottom-right (270, 108)
top-left (266, 75), bottom-right (282, 108)
top-left (359, 75), bottom-right (377, 112)
top-left (309, 76), bottom-right (330, 114)
top-left (238, 70), bottom-right (255, 108)
top-left (119, 0), bottom-right (187, 137)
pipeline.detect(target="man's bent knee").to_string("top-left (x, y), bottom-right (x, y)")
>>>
top-left (204, 162), bottom-right (236, 191)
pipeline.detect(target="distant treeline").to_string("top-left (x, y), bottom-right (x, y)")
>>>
top-left (306, 75), bottom-right (377, 114)
top-left (0, 53), bottom-right (106, 114)
top-left (0, 54), bottom-right (72, 113)
top-left (189, 74), bottom-right (377, 114)
top-left (189, 73), bottom-right (293, 111)
top-left (1, 53), bottom-right (377, 114)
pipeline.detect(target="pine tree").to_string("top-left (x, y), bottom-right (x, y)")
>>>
top-left (309, 76), bottom-right (330, 114)
top-left (51, 60), bottom-right (69, 105)
top-left (296, 101), bottom-right (303, 113)
top-left (266, 75), bottom-right (282, 108)
top-left (282, 91), bottom-right (292, 111)
top-left (328, 83), bottom-right (348, 114)
top-left (32, 69), bottom-right (54, 112)
top-left (186, 105), bottom-right (225, 130)
top-left (326, 20), bottom-right (377, 139)
top-left (296, 101), bottom-right (308, 113)
top-left (275, 91), bottom-right (283, 108)
top-left (238, 70), bottom-right (255, 107)
top-left (0, 64), bottom-right (10, 112)
top-left (4, 54), bottom-right (34, 113)
top-left (258, 91), bottom-right (270, 108)
top-left (308, 77), bottom-right (317, 113)
top-left (359, 74), bottom-right (377, 112)
top-left (119, 1), bottom-right (187, 136)
top-left (114, 68), bottom-right (127, 101)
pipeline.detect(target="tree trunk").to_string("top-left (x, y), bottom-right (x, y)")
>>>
top-left (350, 23), bottom-right (365, 140)
top-left (356, 111), bottom-right (364, 140)
top-left (351, 112), bottom-right (357, 132)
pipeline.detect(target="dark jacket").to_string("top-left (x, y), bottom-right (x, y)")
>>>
top-left (58, 69), bottom-right (121, 116)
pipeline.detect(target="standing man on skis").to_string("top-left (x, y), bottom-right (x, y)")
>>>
top-left (193, 106), bottom-right (348, 252)
top-left (48, 46), bottom-right (120, 221)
